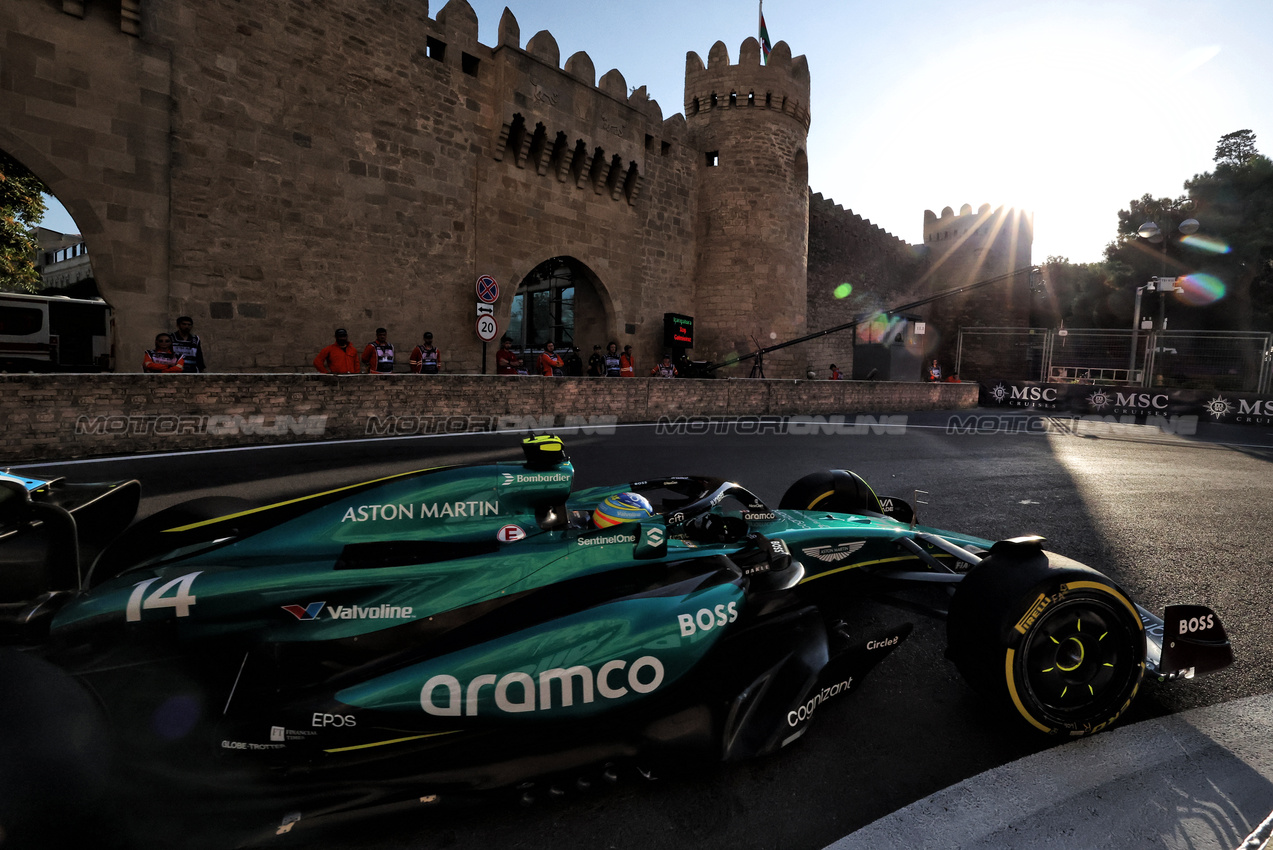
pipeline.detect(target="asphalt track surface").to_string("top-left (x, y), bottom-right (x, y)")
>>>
top-left (10, 409), bottom-right (1273, 849)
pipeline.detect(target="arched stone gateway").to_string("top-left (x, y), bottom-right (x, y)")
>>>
top-left (506, 257), bottom-right (612, 358)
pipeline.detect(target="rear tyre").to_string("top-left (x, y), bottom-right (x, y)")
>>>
top-left (946, 550), bottom-right (1145, 736)
top-left (778, 470), bottom-right (881, 515)
top-left (0, 649), bottom-right (117, 846)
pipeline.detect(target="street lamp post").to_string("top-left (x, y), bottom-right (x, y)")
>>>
top-left (1135, 199), bottom-right (1200, 331)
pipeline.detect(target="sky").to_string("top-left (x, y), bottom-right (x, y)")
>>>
top-left (37, 0), bottom-right (1273, 264)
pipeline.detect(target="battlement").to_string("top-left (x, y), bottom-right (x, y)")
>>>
top-left (683, 38), bottom-right (811, 131)
top-left (810, 192), bottom-right (912, 253)
top-left (922, 203), bottom-right (1034, 244)
top-left (470, 3), bottom-right (693, 204)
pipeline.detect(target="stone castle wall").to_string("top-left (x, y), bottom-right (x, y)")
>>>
top-left (805, 193), bottom-right (925, 377)
top-left (1, 0), bottom-right (1030, 383)
top-left (146, 0), bottom-right (701, 373)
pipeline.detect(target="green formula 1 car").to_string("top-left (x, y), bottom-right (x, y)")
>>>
top-left (0, 436), bottom-right (1233, 841)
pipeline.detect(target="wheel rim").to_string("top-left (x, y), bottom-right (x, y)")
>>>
top-left (1019, 596), bottom-right (1140, 720)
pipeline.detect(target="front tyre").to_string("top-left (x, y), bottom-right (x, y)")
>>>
top-left (947, 550), bottom-right (1145, 736)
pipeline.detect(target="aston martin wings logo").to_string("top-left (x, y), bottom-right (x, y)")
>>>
top-left (801, 541), bottom-right (866, 563)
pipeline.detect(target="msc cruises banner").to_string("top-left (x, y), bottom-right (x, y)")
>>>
top-left (978, 381), bottom-right (1273, 428)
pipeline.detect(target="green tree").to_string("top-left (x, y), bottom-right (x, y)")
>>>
top-left (1040, 256), bottom-right (1122, 328)
top-left (1103, 131), bottom-right (1273, 331)
top-left (1185, 133), bottom-right (1273, 330)
top-left (1214, 129), bottom-right (1259, 168)
top-left (0, 150), bottom-right (48, 293)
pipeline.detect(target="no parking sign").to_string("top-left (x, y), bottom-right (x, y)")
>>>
top-left (477, 275), bottom-right (499, 304)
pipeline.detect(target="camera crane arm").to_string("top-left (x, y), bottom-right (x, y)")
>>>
top-left (701, 266), bottom-right (1041, 374)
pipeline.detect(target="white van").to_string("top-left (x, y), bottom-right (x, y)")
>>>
top-left (0, 291), bottom-right (113, 371)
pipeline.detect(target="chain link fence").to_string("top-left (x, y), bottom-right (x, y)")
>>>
top-left (957, 327), bottom-right (1272, 393)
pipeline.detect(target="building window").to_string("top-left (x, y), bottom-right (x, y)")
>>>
top-left (0, 305), bottom-right (44, 336)
top-left (706, 151), bottom-right (719, 167)
top-left (461, 52), bottom-right (479, 76)
top-left (509, 257), bottom-right (578, 349)
top-left (426, 37), bottom-right (446, 62)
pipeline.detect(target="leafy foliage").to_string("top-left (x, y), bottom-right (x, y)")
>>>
top-left (1095, 131), bottom-right (1273, 331)
top-left (1185, 138), bottom-right (1273, 330)
top-left (0, 150), bottom-right (48, 293)
top-left (1215, 130), bottom-right (1259, 168)
top-left (1040, 131), bottom-right (1273, 332)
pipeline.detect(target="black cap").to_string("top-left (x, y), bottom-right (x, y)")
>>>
top-left (423, 331), bottom-right (433, 338)
top-left (335, 328), bottom-right (348, 335)
top-left (593, 345), bottom-right (601, 349)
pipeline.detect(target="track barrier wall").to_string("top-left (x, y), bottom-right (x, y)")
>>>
top-left (0, 374), bottom-right (977, 462)
top-left (979, 379), bottom-right (1273, 428)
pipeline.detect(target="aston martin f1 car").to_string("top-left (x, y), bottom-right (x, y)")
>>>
top-left (0, 436), bottom-right (1233, 841)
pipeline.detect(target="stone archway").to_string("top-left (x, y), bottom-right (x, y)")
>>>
top-left (506, 256), bottom-right (615, 371)
top-left (0, 0), bottom-right (173, 372)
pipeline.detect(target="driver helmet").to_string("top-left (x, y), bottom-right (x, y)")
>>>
top-left (592, 492), bottom-right (655, 528)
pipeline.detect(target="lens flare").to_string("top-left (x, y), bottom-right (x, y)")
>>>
top-left (1175, 273), bottom-right (1226, 306)
top-left (833, 283), bottom-right (852, 299)
top-left (1180, 234), bottom-right (1231, 254)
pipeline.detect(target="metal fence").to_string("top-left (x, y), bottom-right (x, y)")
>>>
top-left (957, 327), bottom-right (1273, 393)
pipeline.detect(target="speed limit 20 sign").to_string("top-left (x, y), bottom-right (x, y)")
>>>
top-left (476, 314), bottom-right (499, 342)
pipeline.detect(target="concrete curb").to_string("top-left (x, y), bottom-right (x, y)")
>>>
top-left (826, 694), bottom-right (1273, 850)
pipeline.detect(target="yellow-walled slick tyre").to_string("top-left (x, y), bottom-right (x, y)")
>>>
top-left (946, 548), bottom-right (1145, 737)
top-left (779, 469), bottom-right (881, 515)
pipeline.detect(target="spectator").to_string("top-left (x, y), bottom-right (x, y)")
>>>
top-left (587, 345), bottom-right (605, 377)
top-left (538, 342), bottom-right (565, 377)
top-left (362, 327), bottom-right (395, 374)
top-left (410, 332), bottom-right (441, 374)
top-left (944, 372), bottom-right (962, 383)
top-left (564, 347), bottom-right (583, 376)
top-left (143, 333), bottom-right (185, 373)
top-left (495, 335), bottom-right (522, 375)
top-left (926, 359), bottom-right (942, 382)
top-left (313, 328), bottom-right (360, 374)
top-left (619, 344), bottom-right (635, 377)
top-left (603, 342), bottom-right (621, 377)
top-left (650, 354), bottom-right (678, 378)
top-left (829, 363), bottom-right (843, 380)
top-left (170, 316), bottom-right (207, 373)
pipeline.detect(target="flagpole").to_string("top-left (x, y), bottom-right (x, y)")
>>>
top-left (759, 0), bottom-right (769, 65)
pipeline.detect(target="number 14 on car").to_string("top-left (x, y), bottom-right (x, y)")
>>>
top-left (125, 571), bottom-right (202, 622)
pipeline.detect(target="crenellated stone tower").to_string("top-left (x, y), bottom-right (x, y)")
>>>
top-left (685, 38), bottom-right (811, 377)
